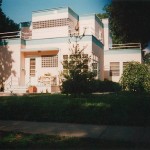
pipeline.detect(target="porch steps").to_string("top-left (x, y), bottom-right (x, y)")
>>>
top-left (4, 86), bottom-right (28, 94)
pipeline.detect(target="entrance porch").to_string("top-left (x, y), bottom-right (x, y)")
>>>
top-left (5, 48), bottom-right (61, 93)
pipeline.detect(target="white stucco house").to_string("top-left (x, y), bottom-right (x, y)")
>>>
top-left (0, 7), bottom-right (142, 93)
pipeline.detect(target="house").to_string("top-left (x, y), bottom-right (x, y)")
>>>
top-left (0, 7), bottom-right (142, 93)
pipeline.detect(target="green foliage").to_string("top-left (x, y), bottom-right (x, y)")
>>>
top-left (92, 80), bottom-right (121, 93)
top-left (61, 40), bottom-right (96, 96)
top-left (0, 93), bottom-right (150, 126)
top-left (0, 0), bottom-right (2, 7)
top-left (104, 1), bottom-right (150, 47)
top-left (61, 72), bottom-right (96, 96)
top-left (1, 131), bottom-right (144, 149)
top-left (120, 62), bottom-right (150, 92)
top-left (97, 13), bottom-right (108, 20)
top-left (0, 0), bottom-right (19, 33)
top-left (143, 53), bottom-right (150, 65)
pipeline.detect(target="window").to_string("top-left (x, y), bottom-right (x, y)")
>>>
top-left (92, 63), bottom-right (97, 69)
top-left (33, 18), bottom-right (70, 29)
top-left (30, 58), bottom-right (36, 77)
top-left (123, 62), bottom-right (129, 70)
top-left (92, 63), bottom-right (98, 75)
top-left (42, 55), bottom-right (58, 67)
top-left (110, 62), bottom-right (120, 76)
top-left (63, 60), bottom-right (68, 69)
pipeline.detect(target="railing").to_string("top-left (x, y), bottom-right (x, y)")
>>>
top-left (109, 43), bottom-right (141, 50)
top-left (0, 31), bottom-right (32, 40)
top-left (4, 79), bottom-right (12, 89)
top-left (26, 77), bottom-right (31, 86)
top-left (0, 31), bottom-right (20, 39)
top-left (4, 77), bottom-right (20, 89)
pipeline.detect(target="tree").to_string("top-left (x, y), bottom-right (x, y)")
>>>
top-left (61, 28), bottom-right (96, 96)
top-left (97, 13), bottom-right (108, 20)
top-left (0, 0), bottom-right (19, 91)
top-left (0, 0), bottom-right (19, 33)
top-left (143, 53), bottom-right (150, 65)
top-left (103, 0), bottom-right (150, 48)
top-left (120, 61), bottom-right (150, 92)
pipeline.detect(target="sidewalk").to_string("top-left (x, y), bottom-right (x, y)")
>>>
top-left (0, 120), bottom-right (150, 144)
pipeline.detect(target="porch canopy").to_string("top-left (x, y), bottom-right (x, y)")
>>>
top-left (21, 47), bottom-right (59, 55)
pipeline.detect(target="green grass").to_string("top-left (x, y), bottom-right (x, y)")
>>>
top-left (0, 92), bottom-right (150, 126)
top-left (0, 131), bottom-right (149, 149)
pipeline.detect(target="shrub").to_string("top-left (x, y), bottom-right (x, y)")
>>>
top-left (92, 80), bottom-right (121, 93)
top-left (61, 72), bottom-right (96, 96)
top-left (120, 61), bottom-right (150, 92)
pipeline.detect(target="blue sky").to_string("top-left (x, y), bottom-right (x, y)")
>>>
top-left (2, 0), bottom-right (111, 23)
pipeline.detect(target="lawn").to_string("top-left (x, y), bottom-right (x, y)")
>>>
top-left (0, 92), bottom-right (150, 126)
top-left (0, 131), bottom-right (149, 149)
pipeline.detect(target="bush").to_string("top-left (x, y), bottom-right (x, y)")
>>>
top-left (61, 72), bottom-right (96, 96)
top-left (92, 80), bottom-right (121, 93)
top-left (120, 61), bottom-right (150, 92)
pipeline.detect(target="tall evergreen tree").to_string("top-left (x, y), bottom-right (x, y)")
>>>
top-left (0, 0), bottom-right (19, 33)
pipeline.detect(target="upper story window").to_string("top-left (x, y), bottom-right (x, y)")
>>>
top-left (33, 18), bottom-right (70, 29)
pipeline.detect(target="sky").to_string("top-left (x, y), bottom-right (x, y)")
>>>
top-left (2, 0), bottom-right (111, 24)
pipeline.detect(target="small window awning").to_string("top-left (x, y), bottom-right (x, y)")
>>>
top-left (21, 47), bottom-right (59, 52)
top-left (21, 47), bottom-right (59, 56)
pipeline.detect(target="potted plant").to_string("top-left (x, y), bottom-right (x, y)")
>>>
top-left (28, 85), bottom-right (37, 93)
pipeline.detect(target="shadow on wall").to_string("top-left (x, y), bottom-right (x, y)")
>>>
top-left (0, 40), bottom-right (16, 91)
top-left (104, 70), bottom-right (112, 81)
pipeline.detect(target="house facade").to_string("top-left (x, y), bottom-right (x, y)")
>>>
top-left (0, 7), bottom-right (142, 93)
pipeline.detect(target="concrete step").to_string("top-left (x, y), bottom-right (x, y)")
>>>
top-left (4, 86), bottom-right (28, 93)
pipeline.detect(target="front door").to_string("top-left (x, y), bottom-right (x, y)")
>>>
top-left (29, 58), bottom-right (37, 85)
top-left (25, 57), bottom-right (37, 86)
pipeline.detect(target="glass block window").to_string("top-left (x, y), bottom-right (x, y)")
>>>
top-left (33, 18), bottom-right (70, 29)
top-left (42, 55), bottom-right (58, 67)
top-left (30, 58), bottom-right (36, 77)
top-left (110, 62), bottom-right (120, 76)
top-left (92, 63), bottom-right (97, 69)
top-left (92, 63), bottom-right (98, 75)
top-left (63, 60), bottom-right (68, 69)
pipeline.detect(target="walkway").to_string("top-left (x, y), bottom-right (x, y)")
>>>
top-left (0, 120), bottom-right (150, 145)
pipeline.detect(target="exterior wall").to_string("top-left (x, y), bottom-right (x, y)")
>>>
top-left (92, 43), bottom-right (104, 80)
top-left (0, 39), bottom-right (21, 86)
top-left (32, 26), bottom-right (69, 39)
top-left (80, 15), bottom-right (95, 36)
top-left (95, 19), bottom-right (104, 43)
top-left (102, 19), bottom-right (111, 50)
top-left (68, 13), bottom-right (78, 34)
top-left (79, 15), bottom-right (104, 43)
top-left (32, 7), bottom-right (79, 39)
top-left (104, 49), bottom-right (142, 82)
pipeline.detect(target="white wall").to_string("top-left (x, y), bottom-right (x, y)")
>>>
top-left (104, 50), bottom-right (142, 82)
top-left (1, 40), bottom-right (21, 87)
top-left (32, 12), bottom-right (68, 22)
top-left (102, 19), bottom-right (109, 50)
top-left (79, 18), bottom-right (95, 36)
top-left (32, 26), bottom-right (69, 39)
